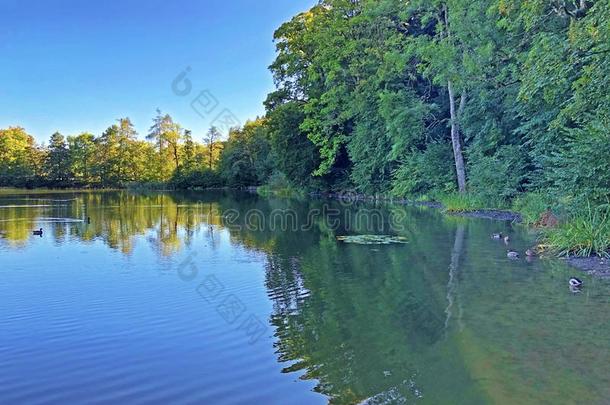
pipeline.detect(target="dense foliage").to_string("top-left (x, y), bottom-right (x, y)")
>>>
top-left (0, 117), bottom-right (225, 189)
top-left (260, 0), bottom-right (610, 202)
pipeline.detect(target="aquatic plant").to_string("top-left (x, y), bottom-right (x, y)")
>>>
top-left (336, 235), bottom-right (408, 245)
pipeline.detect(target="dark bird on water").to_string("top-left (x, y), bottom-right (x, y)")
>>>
top-left (33, 228), bottom-right (43, 236)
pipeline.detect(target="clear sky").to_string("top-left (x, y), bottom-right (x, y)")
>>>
top-left (0, 0), bottom-right (315, 143)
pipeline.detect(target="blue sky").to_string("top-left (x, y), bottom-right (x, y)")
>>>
top-left (0, 0), bottom-right (315, 142)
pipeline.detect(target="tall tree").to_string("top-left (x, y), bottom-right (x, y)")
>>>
top-left (203, 126), bottom-right (223, 170)
top-left (0, 127), bottom-right (38, 187)
top-left (147, 109), bottom-right (182, 178)
top-left (182, 129), bottom-right (195, 171)
top-left (46, 132), bottom-right (70, 186)
top-left (219, 119), bottom-right (273, 187)
top-left (68, 132), bottom-right (97, 186)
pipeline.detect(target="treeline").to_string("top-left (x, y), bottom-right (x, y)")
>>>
top-left (2, 1), bottom-right (610, 211)
top-left (0, 111), bottom-right (227, 189)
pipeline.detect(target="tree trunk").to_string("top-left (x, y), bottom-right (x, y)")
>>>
top-left (447, 80), bottom-right (467, 193)
top-left (445, 224), bottom-right (465, 333)
top-left (172, 143), bottom-right (179, 169)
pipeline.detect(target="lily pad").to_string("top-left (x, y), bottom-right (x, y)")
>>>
top-left (336, 235), bottom-right (408, 245)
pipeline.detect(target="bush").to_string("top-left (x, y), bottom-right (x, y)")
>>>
top-left (511, 192), bottom-right (551, 225)
top-left (543, 203), bottom-right (610, 258)
top-left (391, 142), bottom-right (456, 197)
top-left (546, 120), bottom-right (610, 206)
top-left (467, 145), bottom-right (528, 204)
top-left (257, 172), bottom-right (304, 198)
top-left (171, 168), bottom-right (222, 189)
top-left (126, 181), bottom-right (169, 191)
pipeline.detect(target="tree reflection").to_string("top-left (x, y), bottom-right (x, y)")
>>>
top-left (2, 191), bottom-right (609, 403)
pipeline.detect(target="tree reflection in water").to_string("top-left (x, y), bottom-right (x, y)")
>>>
top-left (2, 190), bottom-right (609, 404)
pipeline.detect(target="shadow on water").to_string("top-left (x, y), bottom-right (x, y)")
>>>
top-left (1, 190), bottom-right (609, 404)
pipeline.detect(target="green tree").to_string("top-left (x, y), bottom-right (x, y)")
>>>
top-left (68, 132), bottom-right (97, 186)
top-left (203, 126), bottom-right (223, 170)
top-left (96, 118), bottom-right (141, 186)
top-left (0, 127), bottom-right (38, 187)
top-left (266, 101), bottom-right (319, 187)
top-left (147, 109), bottom-right (183, 179)
top-left (219, 119), bottom-right (273, 187)
top-left (46, 132), bottom-right (71, 186)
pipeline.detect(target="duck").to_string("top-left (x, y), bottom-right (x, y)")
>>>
top-left (507, 250), bottom-right (519, 259)
top-left (33, 228), bottom-right (43, 236)
top-left (491, 233), bottom-right (503, 240)
top-left (569, 277), bottom-right (583, 288)
top-left (503, 235), bottom-right (510, 244)
top-left (525, 248), bottom-right (536, 257)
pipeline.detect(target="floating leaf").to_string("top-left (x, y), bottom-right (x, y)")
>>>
top-left (336, 235), bottom-right (408, 245)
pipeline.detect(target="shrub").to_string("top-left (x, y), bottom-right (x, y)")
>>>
top-left (467, 145), bottom-right (528, 204)
top-left (257, 172), bottom-right (304, 198)
top-left (171, 168), bottom-right (222, 189)
top-left (391, 142), bottom-right (456, 197)
top-left (544, 203), bottom-right (610, 258)
top-left (546, 120), bottom-right (610, 207)
top-left (511, 192), bottom-right (551, 225)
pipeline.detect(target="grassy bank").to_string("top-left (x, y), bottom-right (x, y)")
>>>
top-left (432, 191), bottom-right (610, 258)
top-left (436, 193), bottom-right (506, 213)
top-left (543, 205), bottom-right (610, 258)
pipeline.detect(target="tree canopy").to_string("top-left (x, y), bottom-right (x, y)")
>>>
top-left (2, 0), bottom-right (609, 212)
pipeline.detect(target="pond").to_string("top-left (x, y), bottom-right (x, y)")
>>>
top-left (1, 190), bottom-right (609, 404)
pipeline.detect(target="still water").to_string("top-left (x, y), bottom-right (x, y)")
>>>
top-left (0, 190), bottom-right (609, 404)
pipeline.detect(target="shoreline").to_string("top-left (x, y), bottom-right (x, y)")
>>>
top-left (313, 191), bottom-right (610, 277)
top-left (3, 187), bottom-right (608, 277)
top-left (564, 256), bottom-right (610, 278)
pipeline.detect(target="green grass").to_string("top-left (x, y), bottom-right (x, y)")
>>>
top-left (543, 203), bottom-right (610, 258)
top-left (511, 192), bottom-right (550, 225)
top-left (436, 192), bottom-right (502, 213)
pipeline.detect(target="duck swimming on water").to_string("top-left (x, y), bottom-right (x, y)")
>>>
top-left (491, 233), bottom-right (503, 240)
top-left (507, 250), bottom-right (519, 259)
top-left (33, 228), bottom-right (43, 236)
top-left (569, 277), bottom-right (583, 288)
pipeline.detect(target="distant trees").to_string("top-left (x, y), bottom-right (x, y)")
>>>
top-left (0, 127), bottom-right (38, 187)
top-left (219, 119), bottom-right (273, 187)
top-left (203, 126), bottom-right (223, 170)
top-left (67, 133), bottom-right (96, 186)
top-left (148, 109), bottom-right (183, 179)
top-left (0, 115), bottom-right (224, 189)
top-left (46, 132), bottom-right (70, 186)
